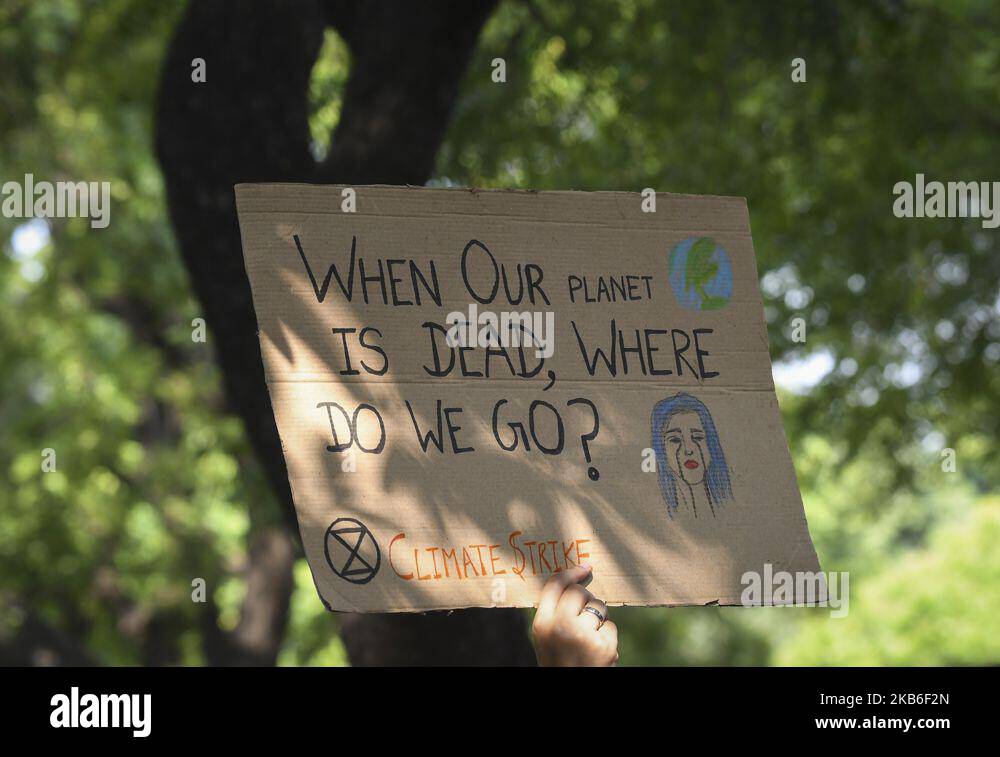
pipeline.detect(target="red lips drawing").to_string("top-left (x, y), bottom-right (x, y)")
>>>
top-left (683, 459), bottom-right (700, 470)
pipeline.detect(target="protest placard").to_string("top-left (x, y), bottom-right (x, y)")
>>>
top-left (235, 184), bottom-right (822, 612)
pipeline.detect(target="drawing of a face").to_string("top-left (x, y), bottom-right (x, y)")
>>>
top-left (650, 392), bottom-right (734, 518)
top-left (661, 411), bottom-right (711, 486)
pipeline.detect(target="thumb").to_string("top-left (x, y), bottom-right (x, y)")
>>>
top-left (571, 562), bottom-right (593, 585)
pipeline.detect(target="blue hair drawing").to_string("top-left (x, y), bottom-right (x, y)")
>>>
top-left (651, 393), bottom-right (733, 517)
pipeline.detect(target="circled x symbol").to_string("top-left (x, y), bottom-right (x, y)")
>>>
top-left (324, 518), bottom-right (380, 585)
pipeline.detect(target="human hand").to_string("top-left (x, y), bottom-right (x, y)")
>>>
top-left (531, 564), bottom-right (619, 667)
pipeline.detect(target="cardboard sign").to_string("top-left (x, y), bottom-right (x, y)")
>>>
top-left (235, 184), bottom-right (822, 613)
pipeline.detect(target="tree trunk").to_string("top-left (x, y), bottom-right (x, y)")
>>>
top-left (155, 0), bottom-right (535, 666)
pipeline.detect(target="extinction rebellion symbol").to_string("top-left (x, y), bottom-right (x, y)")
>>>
top-left (324, 518), bottom-right (381, 585)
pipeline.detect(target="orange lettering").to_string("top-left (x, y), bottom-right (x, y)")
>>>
top-left (562, 540), bottom-right (576, 567)
top-left (547, 540), bottom-right (561, 571)
top-left (389, 533), bottom-right (413, 580)
top-left (509, 531), bottom-right (526, 580)
top-left (414, 548), bottom-right (432, 580)
top-left (441, 547), bottom-right (460, 579)
top-left (489, 544), bottom-right (506, 575)
top-left (427, 547), bottom-right (442, 579)
top-left (524, 541), bottom-right (538, 574)
top-left (538, 541), bottom-right (553, 573)
top-left (462, 547), bottom-right (479, 578)
top-left (471, 544), bottom-right (488, 575)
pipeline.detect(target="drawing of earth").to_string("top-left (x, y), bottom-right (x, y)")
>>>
top-left (668, 236), bottom-right (733, 311)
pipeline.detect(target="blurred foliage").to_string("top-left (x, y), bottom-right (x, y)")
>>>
top-left (778, 500), bottom-right (1000, 665)
top-left (0, 0), bottom-right (997, 665)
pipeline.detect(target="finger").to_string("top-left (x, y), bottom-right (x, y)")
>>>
top-left (555, 583), bottom-right (595, 621)
top-left (597, 619), bottom-right (619, 665)
top-left (578, 598), bottom-right (608, 630)
top-left (534, 564), bottom-right (592, 629)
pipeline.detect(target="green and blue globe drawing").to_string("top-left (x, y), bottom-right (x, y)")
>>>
top-left (668, 236), bottom-right (733, 311)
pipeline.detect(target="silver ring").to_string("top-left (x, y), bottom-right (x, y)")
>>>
top-left (581, 606), bottom-right (606, 625)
